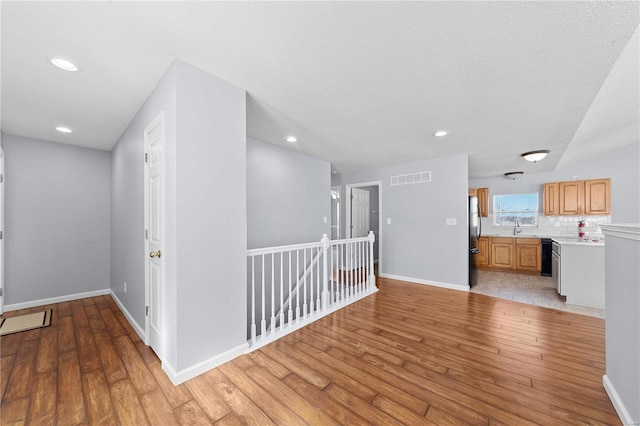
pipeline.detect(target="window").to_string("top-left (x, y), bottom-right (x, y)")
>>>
top-left (493, 193), bottom-right (538, 227)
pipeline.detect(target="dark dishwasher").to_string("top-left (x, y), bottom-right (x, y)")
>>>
top-left (541, 238), bottom-right (552, 277)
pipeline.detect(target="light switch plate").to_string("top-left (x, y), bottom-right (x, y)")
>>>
top-left (386, 218), bottom-right (392, 225)
top-left (446, 218), bottom-right (457, 225)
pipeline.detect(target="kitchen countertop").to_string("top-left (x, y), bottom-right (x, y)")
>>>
top-left (552, 236), bottom-right (605, 247)
top-left (482, 233), bottom-right (605, 246)
top-left (482, 233), bottom-right (575, 239)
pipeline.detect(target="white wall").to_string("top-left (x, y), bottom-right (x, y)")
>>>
top-left (4, 134), bottom-right (111, 306)
top-left (247, 138), bottom-right (330, 249)
top-left (111, 59), bottom-right (247, 378)
top-left (601, 225), bottom-right (640, 424)
top-left (174, 60), bottom-right (247, 371)
top-left (111, 63), bottom-right (177, 350)
top-left (333, 153), bottom-right (469, 289)
top-left (469, 142), bottom-right (640, 223)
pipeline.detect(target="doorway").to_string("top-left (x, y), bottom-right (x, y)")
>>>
top-left (345, 181), bottom-right (381, 265)
top-left (144, 112), bottom-right (165, 358)
top-left (330, 187), bottom-right (340, 240)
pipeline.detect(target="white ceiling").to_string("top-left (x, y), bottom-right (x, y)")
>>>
top-left (2, 2), bottom-right (638, 179)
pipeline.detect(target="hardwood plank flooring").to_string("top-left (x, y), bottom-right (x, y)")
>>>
top-left (0, 277), bottom-right (620, 425)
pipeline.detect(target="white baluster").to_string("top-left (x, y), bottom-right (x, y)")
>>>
top-left (270, 254), bottom-right (275, 334)
top-left (288, 251), bottom-right (293, 326)
top-left (280, 252), bottom-right (284, 329)
top-left (251, 256), bottom-right (256, 344)
top-left (355, 241), bottom-right (362, 294)
top-left (303, 248), bottom-right (308, 318)
top-left (295, 250), bottom-right (300, 323)
top-left (316, 247), bottom-right (320, 313)
top-left (309, 247), bottom-right (315, 315)
top-left (321, 234), bottom-right (329, 311)
top-left (369, 230), bottom-right (376, 290)
top-left (340, 243), bottom-right (344, 302)
top-left (261, 255), bottom-right (266, 338)
top-left (347, 242), bottom-right (351, 300)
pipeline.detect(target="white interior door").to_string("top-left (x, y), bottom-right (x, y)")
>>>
top-left (350, 188), bottom-right (370, 238)
top-left (144, 112), bottom-right (165, 357)
top-left (0, 148), bottom-right (4, 314)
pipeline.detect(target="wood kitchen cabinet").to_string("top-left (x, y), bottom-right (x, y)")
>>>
top-left (469, 187), bottom-right (489, 217)
top-left (477, 237), bottom-right (489, 267)
top-left (515, 238), bottom-right (541, 272)
top-left (480, 237), bottom-right (541, 273)
top-left (490, 237), bottom-right (515, 269)
top-left (543, 182), bottom-right (559, 215)
top-left (544, 178), bottom-right (610, 216)
top-left (559, 180), bottom-right (585, 215)
top-left (585, 178), bottom-right (611, 215)
top-left (476, 188), bottom-right (489, 217)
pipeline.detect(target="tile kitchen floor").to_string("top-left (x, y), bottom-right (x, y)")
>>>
top-left (472, 270), bottom-right (605, 319)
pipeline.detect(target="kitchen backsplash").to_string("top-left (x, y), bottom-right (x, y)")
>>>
top-left (481, 214), bottom-right (610, 238)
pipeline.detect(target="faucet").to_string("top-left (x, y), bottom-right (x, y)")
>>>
top-left (514, 219), bottom-right (522, 235)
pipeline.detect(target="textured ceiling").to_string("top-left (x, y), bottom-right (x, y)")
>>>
top-left (1, 2), bottom-right (638, 178)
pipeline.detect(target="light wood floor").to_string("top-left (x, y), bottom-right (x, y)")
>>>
top-left (1, 277), bottom-right (620, 425)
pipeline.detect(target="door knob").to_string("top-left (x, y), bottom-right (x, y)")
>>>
top-left (149, 250), bottom-right (162, 258)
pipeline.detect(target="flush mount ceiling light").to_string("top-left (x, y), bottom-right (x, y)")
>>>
top-left (50, 57), bottom-right (79, 72)
top-left (434, 130), bottom-right (448, 137)
top-left (504, 171), bottom-right (524, 180)
top-left (56, 126), bottom-right (72, 133)
top-left (285, 136), bottom-right (298, 143)
top-left (521, 150), bottom-right (550, 162)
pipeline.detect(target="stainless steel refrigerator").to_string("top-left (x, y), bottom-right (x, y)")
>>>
top-left (469, 196), bottom-right (481, 287)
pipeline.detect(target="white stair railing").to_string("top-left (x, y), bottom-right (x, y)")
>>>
top-left (246, 232), bottom-right (377, 350)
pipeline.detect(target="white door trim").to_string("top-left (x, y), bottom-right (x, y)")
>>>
top-left (143, 111), bottom-right (165, 356)
top-left (345, 181), bottom-right (382, 264)
top-left (345, 181), bottom-right (382, 236)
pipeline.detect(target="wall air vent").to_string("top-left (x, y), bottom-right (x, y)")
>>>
top-left (390, 171), bottom-right (431, 186)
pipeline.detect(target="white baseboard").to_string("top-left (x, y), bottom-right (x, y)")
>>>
top-left (162, 342), bottom-right (250, 386)
top-left (603, 375), bottom-right (638, 425)
top-left (378, 273), bottom-right (470, 292)
top-left (109, 290), bottom-right (146, 341)
top-left (4, 288), bottom-right (111, 312)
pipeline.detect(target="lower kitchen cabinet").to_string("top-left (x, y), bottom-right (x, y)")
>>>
top-left (557, 243), bottom-right (604, 308)
top-left (481, 237), bottom-right (541, 273)
top-left (515, 238), bottom-right (542, 272)
top-left (490, 237), bottom-right (515, 269)
top-left (478, 237), bottom-right (489, 267)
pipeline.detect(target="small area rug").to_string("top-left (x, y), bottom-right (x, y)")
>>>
top-left (0, 309), bottom-right (53, 336)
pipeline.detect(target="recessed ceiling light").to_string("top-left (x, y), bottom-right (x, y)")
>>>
top-left (50, 57), bottom-right (78, 72)
top-left (56, 126), bottom-right (72, 133)
top-left (285, 136), bottom-right (298, 143)
top-left (434, 130), bottom-right (448, 137)
top-left (521, 150), bottom-right (550, 162)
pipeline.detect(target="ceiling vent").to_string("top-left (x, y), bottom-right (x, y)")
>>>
top-left (391, 171), bottom-right (431, 186)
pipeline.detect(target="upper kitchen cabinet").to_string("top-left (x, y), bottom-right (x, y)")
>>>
top-left (543, 182), bottom-right (559, 215)
top-left (585, 178), bottom-right (611, 215)
top-left (544, 178), bottom-right (610, 216)
top-left (559, 181), bottom-right (585, 215)
top-left (469, 187), bottom-right (489, 217)
top-left (477, 188), bottom-right (489, 217)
